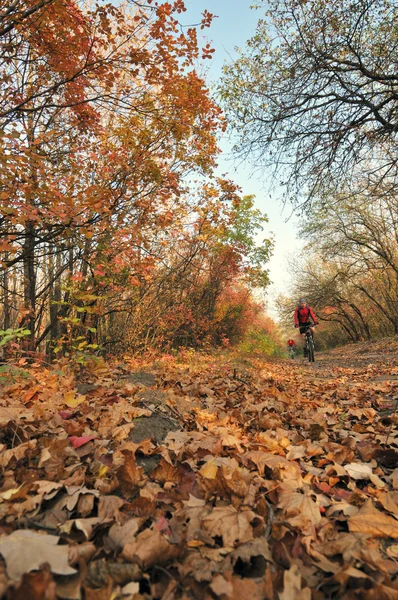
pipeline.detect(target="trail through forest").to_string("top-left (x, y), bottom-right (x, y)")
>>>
top-left (0, 340), bottom-right (397, 599)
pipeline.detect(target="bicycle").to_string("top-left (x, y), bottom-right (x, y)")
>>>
top-left (288, 345), bottom-right (296, 359)
top-left (303, 325), bottom-right (315, 362)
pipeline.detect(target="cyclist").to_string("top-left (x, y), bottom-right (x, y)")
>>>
top-left (294, 299), bottom-right (317, 357)
top-left (287, 338), bottom-right (296, 358)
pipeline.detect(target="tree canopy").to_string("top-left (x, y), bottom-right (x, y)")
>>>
top-left (220, 0), bottom-right (398, 204)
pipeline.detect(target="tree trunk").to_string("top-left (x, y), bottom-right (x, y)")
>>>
top-left (3, 258), bottom-right (10, 330)
top-left (23, 221), bottom-right (36, 351)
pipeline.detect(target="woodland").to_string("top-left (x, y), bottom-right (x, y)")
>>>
top-left (0, 0), bottom-right (397, 599)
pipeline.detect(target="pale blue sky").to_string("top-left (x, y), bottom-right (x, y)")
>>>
top-left (182, 1), bottom-right (300, 313)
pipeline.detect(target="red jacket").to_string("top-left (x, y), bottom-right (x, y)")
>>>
top-left (294, 305), bottom-right (317, 327)
top-left (287, 339), bottom-right (296, 347)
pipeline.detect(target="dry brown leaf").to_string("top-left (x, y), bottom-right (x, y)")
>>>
top-left (202, 506), bottom-right (257, 548)
top-left (117, 454), bottom-right (146, 496)
top-left (345, 462), bottom-right (373, 480)
top-left (150, 458), bottom-right (182, 483)
top-left (246, 451), bottom-right (302, 488)
top-left (122, 581), bottom-right (140, 596)
top-left (0, 440), bottom-right (37, 468)
top-left (10, 566), bottom-right (57, 600)
top-left (361, 584), bottom-right (398, 600)
top-left (210, 574), bottom-right (234, 598)
top-left (97, 495), bottom-right (126, 520)
top-left (349, 500), bottom-right (398, 538)
top-left (0, 530), bottom-right (76, 581)
top-left (377, 492), bottom-right (398, 516)
top-left (279, 564), bottom-right (311, 600)
top-left (121, 529), bottom-right (182, 568)
top-left (278, 487), bottom-right (322, 533)
top-left (68, 541), bottom-right (96, 565)
top-left (106, 518), bottom-right (143, 552)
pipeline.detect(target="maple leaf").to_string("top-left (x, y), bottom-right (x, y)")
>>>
top-left (202, 506), bottom-right (259, 548)
top-left (122, 529), bottom-right (182, 568)
top-left (0, 530), bottom-right (76, 581)
top-left (348, 501), bottom-right (398, 538)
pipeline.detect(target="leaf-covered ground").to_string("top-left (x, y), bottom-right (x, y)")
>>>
top-left (0, 342), bottom-right (397, 599)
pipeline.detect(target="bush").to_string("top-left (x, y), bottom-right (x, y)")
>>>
top-left (237, 328), bottom-right (284, 357)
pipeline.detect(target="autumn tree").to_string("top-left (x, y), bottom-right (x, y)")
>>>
top-left (278, 181), bottom-right (398, 348)
top-left (219, 0), bottom-right (398, 204)
top-left (0, 0), bottom-right (227, 353)
top-left (99, 185), bottom-right (273, 352)
top-left (0, 0), bottom-right (275, 358)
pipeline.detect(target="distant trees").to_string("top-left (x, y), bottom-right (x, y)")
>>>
top-left (278, 186), bottom-right (398, 346)
top-left (220, 0), bottom-right (398, 346)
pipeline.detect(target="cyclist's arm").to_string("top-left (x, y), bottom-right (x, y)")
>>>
top-left (309, 306), bottom-right (317, 325)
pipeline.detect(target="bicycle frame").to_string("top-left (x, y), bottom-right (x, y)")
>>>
top-left (304, 326), bottom-right (315, 362)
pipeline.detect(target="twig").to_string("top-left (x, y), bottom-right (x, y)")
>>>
top-left (141, 400), bottom-right (180, 425)
top-left (264, 498), bottom-right (274, 540)
top-left (153, 565), bottom-right (184, 598)
top-left (10, 425), bottom-right (23, 448)
top-left (25, 516), bottom-right (58, 531)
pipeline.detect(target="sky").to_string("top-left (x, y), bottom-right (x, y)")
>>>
top-left (181, 0), bottom-right (301, 316)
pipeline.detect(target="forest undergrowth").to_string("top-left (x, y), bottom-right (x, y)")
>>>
top-left (0, 341), bottom-right (397, 599)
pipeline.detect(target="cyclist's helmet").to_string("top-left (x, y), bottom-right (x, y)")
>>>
top-left (298, 298), bottom-right (307, 306)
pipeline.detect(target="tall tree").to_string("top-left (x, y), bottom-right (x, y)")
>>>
top-left (220, 0), bottom-right (398, 204)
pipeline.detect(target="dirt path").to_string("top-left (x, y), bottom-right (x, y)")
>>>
top-left (285, 341), bottom-right (398, 416)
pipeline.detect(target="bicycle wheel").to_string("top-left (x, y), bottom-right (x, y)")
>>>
top-left (307, 335), bottom-right (315, 362)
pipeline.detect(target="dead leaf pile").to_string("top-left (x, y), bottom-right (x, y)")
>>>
top-left (0, 348), bottom-right (397, 599)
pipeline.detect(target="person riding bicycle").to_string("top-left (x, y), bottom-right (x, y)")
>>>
top-left (294, 299), bottom-right (317, 357)
top-left (287, 338), bottom-right (296, 358)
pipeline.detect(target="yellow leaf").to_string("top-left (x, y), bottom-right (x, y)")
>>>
top-left (0, 487), bottom-right (22, 501)
top-left (200, 459), bottom-right (218, 479)
top-left (187, 539), bottom-right (205, 547)
top-left (98, 465), bottom-right (109, 478)
top-left (64, 391), bottom-right (86, 408)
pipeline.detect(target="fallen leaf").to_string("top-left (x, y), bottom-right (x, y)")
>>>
top-left (202, 506), bottom-right (257, 548)
top-left (122, 581), bottom-right (140, 595)
top-left (279, 564), bottom-right (311, 600)
top-left (121, 529), bottom-right (181, 568)
top-left (345, 462), bottom-right (373, 480)
top-left (0, 530), bottom-right (76, 581)
top-left (106, 518), bottom-right (142, 552)
top-left (349, 501), bottom-right (398, 538)
top-left (10, 566), bottom-right (56, 600)
top-left (69, 435), bottom-right (97, 449)
top-left (64, 391), bottom-right (86, 408)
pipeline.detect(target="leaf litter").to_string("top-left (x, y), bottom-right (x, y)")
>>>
top-left (0, 349), bottom-right (397, 599)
